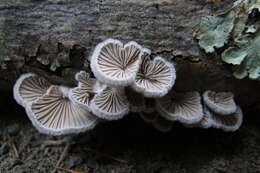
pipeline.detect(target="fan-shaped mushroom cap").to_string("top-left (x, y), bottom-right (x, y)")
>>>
top-left (90, 86), bottom-right (129, 120)
top-left (25, 85), bottom-right (98, 136)
top-left (203, 90), bottom-right (237, 115)
top-left (90, 38), bottom-right (144, 86)
top-left (13, 73), bottom-right (51, 107)
top-left (152, 116), bottom-right (173, 132)
top-left (210, 106), bottom-right (243, 132)
top-left (132, 55), bottom-right (176, 98)
top-left (156, 91), bottom-right (203, 124)
top-left (125, 88), bottom-right (146, 112)
top-left (139, 112), bottom-right (158, 123)
top-left (68, 71), bottom-right (105, 111)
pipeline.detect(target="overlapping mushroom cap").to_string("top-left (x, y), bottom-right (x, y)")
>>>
top-left (203, 106), bottom-right (243, 132)
top-left (12, 38), bottom-right (245, 135)
top-left (13, 73), bottom-right (51, 107)
top-left (203, 90), bottom-right (237, 115)
top-left (156, 91), bottom-right (203, 124)
top-left (90, 86), bottom-right (130, 120)
top-left (90, 38), bottom-right (144, 86)
top-left (132, 55), bottom-right (176, 98)
top-left (68, 71), bottom-right (104, 111)
top-left (26, 85), bottom-right (98, 135)
top-left (196, 105), bottom-right (214, 129)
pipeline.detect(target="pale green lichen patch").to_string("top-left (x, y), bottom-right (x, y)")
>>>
top-left (222, 34), bottom-right (260, 80)
top-left (195, 14), bottom-right (234, 53)
top-left (195, 0), bottom-right (260, 80)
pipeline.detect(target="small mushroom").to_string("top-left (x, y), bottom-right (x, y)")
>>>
top-left (209, 106), bottom-right (243, 132)
top-left (26, 85), bottom-right (98, 135)
top-left (125, 88), bottom-right (146, 112)
top-left (68, 71), bottom-right (105, 111)
top-left (152, 116), bottom-right (173, 132)
top-left (132, 55), bottom-right (176, 98)
top-left (90, 86), bottom-right (129, 120)
top-left (193, 105), bottom-right (213, 129)
top-left (13, 73), bottom-right (51, 107)
top-left (203, 90), bottom-right (237, 115)
top-left (139, 111), bottom-right (158, 123)
top-left (90, 38), bottom-right (144, 86)
top-left (156, 91), bottom-right (203, 124)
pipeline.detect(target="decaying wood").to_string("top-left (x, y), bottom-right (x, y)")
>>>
top-left (0, 0), bottom-right (258, 106)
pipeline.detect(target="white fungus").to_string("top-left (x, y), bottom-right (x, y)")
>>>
top-left (90, 86), bottom-right (129, 120)
top-left (156, 91), bottom-right (203, 124)
top-left (13, 73), bottom-right (51, 107)
top-left (68, 71), bottom-right (100, 111)
top-left (26, 85), bottom-right (98, 136)
top-left (90, 38), bottom-right (144, 87)
top-left (132, 55), bottom-right (176, 98)
top-left (209, 106), bottom-right (243, 132)
top-left (203, 90), bottom-right (237, 115)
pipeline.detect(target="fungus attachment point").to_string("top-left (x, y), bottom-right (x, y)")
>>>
top-left (90, 86), bottom-right (129, 120)
top-left (139, 112), bottom-right (158, 123)
top-left (152, 116), bottom-right (173, 132)
top-left (132, 56), bottom-right (176, 97)
top-left (143, 98), bottom-right (156, 113)
top-left (68, 71), bottom-right (99, 111)
top-left (203, 90), bottom-right (237, 115)
top-left (90, 38), bottom-right (144, 86)
top-left (13, 73), bottom-right (51, 107)
top-left (156, 91), bottom-right (203, 124)
top-left (194, 105), bottom-right (214, 129)
top-left (26, 85), bottom-right (98, 136)
top-left (126, 88), bottom-right (146, 112)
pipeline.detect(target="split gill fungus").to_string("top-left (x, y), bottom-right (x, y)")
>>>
top-left (13, 38), bottom-right (243, 136)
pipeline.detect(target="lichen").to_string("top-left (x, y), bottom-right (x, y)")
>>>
top-left (195, 0), bottom-right (260, 80)
top-left (222, 34), bottom-right (260, 80)
top-left (194, 14), bottom-right (234, 53)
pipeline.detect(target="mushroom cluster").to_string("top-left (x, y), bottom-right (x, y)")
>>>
top-left (13, 38), bottom-right (243, 135)
top-left (140, 90), bottom-right (243, 132)
top-left (197, 90), bottom-right (243, 132)
top-left (13, 38), bottom-right (176, 135)
top-left (13, 73), bottom-right (98, 135)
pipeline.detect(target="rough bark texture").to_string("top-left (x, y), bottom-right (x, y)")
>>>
top-left (0, 0), bottom-right (259, 106)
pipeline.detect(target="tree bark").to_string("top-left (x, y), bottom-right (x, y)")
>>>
top-left (0, 0), bottom-right (258, 106)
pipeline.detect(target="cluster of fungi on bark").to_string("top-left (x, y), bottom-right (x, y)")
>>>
top-left (13, 39), bottom-right (243, 136)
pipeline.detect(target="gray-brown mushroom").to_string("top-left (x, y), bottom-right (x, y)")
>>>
top-left (203, 90), bottom-right (237, 115)
top-left (209, 106), bottom-right (243, 132)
